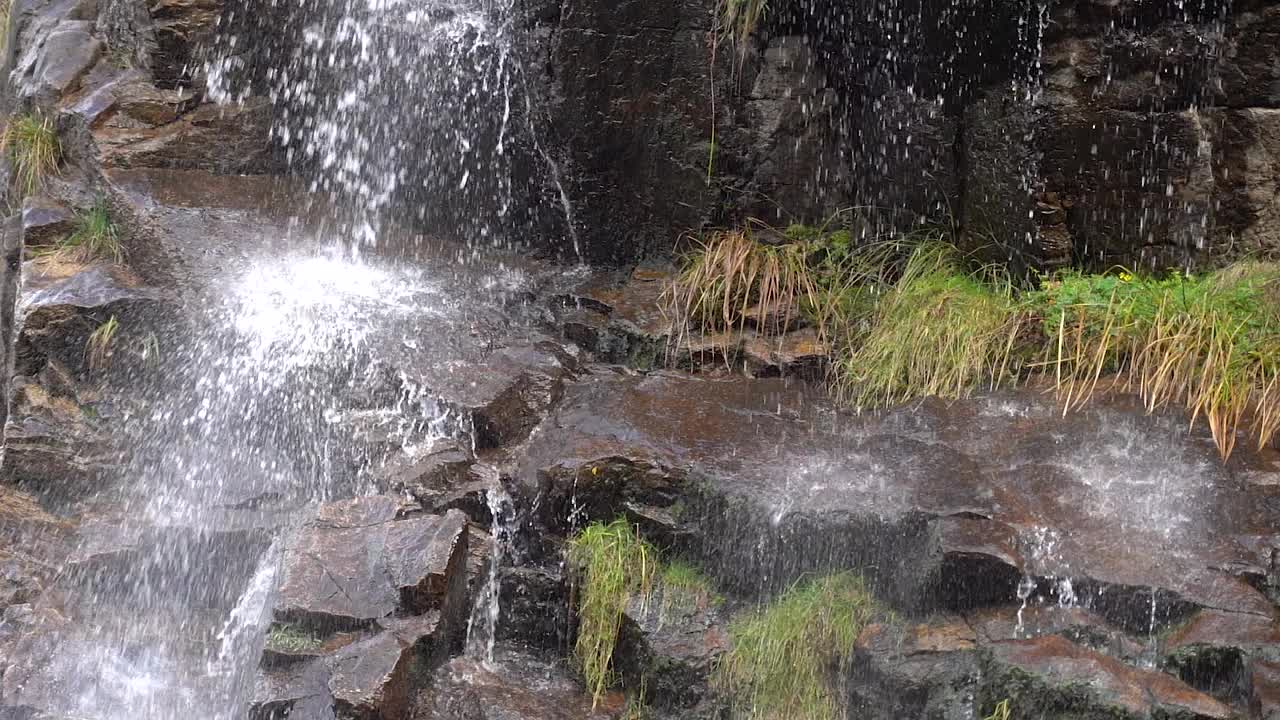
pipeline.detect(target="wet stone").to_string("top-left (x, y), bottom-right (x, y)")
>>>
top-left (848, 619), bottom-right (979, 720)
top-left (984, 635), bottom-right (1233, 720)
top-left (274, 498), bottom-right (468, 629)
top-left (557, 267), bottom-right (671, 368)
top-left (517, 371), bottom-right (1280, 624)
top-left (614, 586), bottom-right (731, 711)
top-left (19, 199), bottom-right (74, 247)
top-left (1252, 661), bottom-right (1280, 720)
top-left (411, 648), bottom-right (619, 720)
top-left (966, 605), bottom-right (1148, 664)
top-left (22, 21), bottom-right (102, 97)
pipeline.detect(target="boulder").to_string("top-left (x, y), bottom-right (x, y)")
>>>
top-left (94, 99), bottom-right (277, 174)
top-left (19, 199), bottom-right (75, 247)
top-left (14, 20), bottom-right (102, 99)
top-left (1162, 609), bottom-right (1280, 699)
top-left (411, 650), bottom-right (620, 720)
top-left (1252, 661), bottom-right (1280, 720)
top-left (614, 584), bottom-right (731, 712)
top-left (274, 497), bottom-right (469, 629)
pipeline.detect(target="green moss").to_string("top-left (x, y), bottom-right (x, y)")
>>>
top-left (2, 114), bottom-right (60, 196)
top-left (265, 623), bottom-right (323, 654)
top-left (713, 572), bottom-right (878, 720)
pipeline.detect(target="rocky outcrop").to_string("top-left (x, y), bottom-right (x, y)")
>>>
top-left (253, 497), bottom-right (472, 719)
top-left (516, 371), bottom-right (1279, 622)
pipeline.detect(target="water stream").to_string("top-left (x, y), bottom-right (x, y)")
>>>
top-left (5, 248), bottom-right (467, 716)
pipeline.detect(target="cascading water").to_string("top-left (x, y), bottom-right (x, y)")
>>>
top-left (204, 0), bottom-right (564, 254)
top-left (3, 249), bottom-right (468, 717)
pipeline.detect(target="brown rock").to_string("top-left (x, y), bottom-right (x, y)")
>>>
top-left (275, 498), bottom-right (468, 628)
top-left (1251, 661), bottom-right (1280, 720)
top-left (987, 635), bottom-right (1233, 720)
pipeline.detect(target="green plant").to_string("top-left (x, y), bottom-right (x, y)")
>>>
top-left (983, 699), bottom-right (1012, 720)
top-left (721, 0), bottom-right (767, 48)
top-left (661, 560), bottom-right (718, 602)
top-left (0, 0), bottom-right (11, 52)
top-left (568, 520), bottom-right (657, 707)
top-left (663, 226), bottom-right (826, 351)
top-left (714, 572), bottom-right (877, 720)
top-left (265, 623), bottom-right (323, 654)
top-left (2, 113), bottom-right (60, 196)
top-left (620, 676), bottom-right (651, 720)
top-left (57, 198), bottom-right (124, 263)
top-left (1025, 263), bottom-right (1280, 459)
top-left (835, 242), bottom-right (1023, 410)
top-left (85, 315), bottom-right (119, 370)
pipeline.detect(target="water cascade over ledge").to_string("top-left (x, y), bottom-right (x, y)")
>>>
top-left (0, 0), bottom-right (1278, 717)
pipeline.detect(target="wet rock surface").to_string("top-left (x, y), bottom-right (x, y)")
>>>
top-left (4, 0), bottom-right (1280, 716)
top-left (274, 497), bottom-right (468, 627)
top-left (412, 649), bottom-right (619, 720)
top-left (518, 370), bottom-right (1280, 622)
top-left (558, 266), bottom-right (828, 377)
top-left (985, 635), bottom-right (1233, 720)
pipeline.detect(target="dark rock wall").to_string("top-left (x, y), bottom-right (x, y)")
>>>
top-left (533, 0), bottom-right (725, 263)
top-left (537, 0), bottom-right (1280, 270)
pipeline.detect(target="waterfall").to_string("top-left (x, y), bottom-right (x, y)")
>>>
top-left (3, 249), bottom-right (467, 716)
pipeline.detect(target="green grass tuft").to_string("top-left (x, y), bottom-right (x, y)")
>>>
top-left (663, 215), bottom-right (1280, 459)
top-left (714, 572), bottom-right (877, 720)
top-left (661, 560), bottom-right (717, 600)
top-left (265, 623), bottom-right (323, 654)
top-left (721, 0), bottom-right (767, 48)
top-left (835, 242), bottom-right (1023, 410)
top-left (1025, 263), bottom-right (1280, 459)
top-left (2, 113), bottom-right (60, 196)
top-left (983, 699), bottom-right (1012, 720)
top-left (56, 198), bottom-right (124, 263)
top-left (85, 315), bottom-right (119, 370)
top-left (568, 519), bottom-right (658, 707)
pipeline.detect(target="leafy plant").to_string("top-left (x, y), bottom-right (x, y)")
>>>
top-left (85, 315), bottom-right (120, 370)
top-left (55, 198), bottom-right (124, 263)
top-left (835, 242), bottom-right (1023, 409)
top-left (2, 113), bottom-right (60, 196)
top-left (568, 520), bottom-right (657, 707)
top-left (714, 572), bottom-right (878, 720)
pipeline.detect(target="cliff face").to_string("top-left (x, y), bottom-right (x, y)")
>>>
top-left (537, 0), bottom-right (1280, 270)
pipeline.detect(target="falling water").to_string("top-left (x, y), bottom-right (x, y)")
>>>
top-left (203, 0), bottom-right (587, 257)
top-left (465, 478), bottom-right (513, 665)
top-left (3, 249), bottom-right (467, 717)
